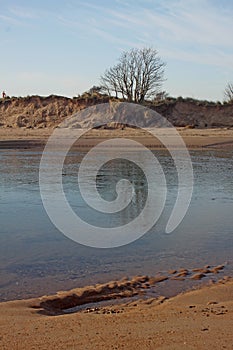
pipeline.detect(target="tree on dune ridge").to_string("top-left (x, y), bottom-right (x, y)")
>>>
top-left (100, 47), bottom-right (165, 103)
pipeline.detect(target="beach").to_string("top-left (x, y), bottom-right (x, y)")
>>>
top-left (1, 0), bottom-right (233, 347)
top-left (0, 127), bottom-right (233, 150)
top-left (0, 276), bottom-right (232, 349)
top-left (0, 126), bottom-right (232, 348)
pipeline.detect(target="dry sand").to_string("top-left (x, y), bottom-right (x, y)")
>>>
top-left (0, 275), bottom-right (232, 350)
top-left (0, 127), bottom-right (233, 150)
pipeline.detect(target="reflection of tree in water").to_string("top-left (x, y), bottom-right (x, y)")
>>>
top-left (96, 158), bottom-right (148, 225)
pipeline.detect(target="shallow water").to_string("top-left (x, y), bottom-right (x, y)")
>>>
top-left (0, 147), bottom-right (232, 301)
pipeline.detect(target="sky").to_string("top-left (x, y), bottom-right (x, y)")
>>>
top-left (0, 0), bottom-right (233, 101)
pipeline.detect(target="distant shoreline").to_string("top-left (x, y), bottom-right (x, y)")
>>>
top-left (0, 127), bottom-right (233, 150)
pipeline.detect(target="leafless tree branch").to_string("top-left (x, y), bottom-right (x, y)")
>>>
top-left (100, 48), bottom-right (165, 103)
top-left (224, 82), bottom-right (233, 102)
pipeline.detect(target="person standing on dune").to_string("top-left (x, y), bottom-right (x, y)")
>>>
top-left (2, 91), bottom-right (6, 98)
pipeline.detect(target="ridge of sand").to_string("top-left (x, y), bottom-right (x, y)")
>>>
top-left (1, 96), bottom-right (233, 129)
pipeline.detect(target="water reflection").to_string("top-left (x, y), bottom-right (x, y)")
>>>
top-left (63, 156), bottom-right (148, 227)
top-left (0, 148), bottom-right (232, 300)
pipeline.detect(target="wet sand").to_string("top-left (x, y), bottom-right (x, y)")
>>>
top-left (0, 127), bottom-right (233, 150)
top-left (0, 271), bottom-right (232, 349)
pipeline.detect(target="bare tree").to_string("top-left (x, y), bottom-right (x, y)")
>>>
top-left (224, 82), bottom-right (233, 102)
top-left (100, 48), bottom-right (165, 103)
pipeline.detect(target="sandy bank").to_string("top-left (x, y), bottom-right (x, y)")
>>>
top-left (0, 127), bottom-right (233, 150)
top-left (0, 270), bottom-right (232, 349)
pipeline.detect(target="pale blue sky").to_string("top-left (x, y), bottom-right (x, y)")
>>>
top-left (0, 0), bottom-right (232, 101)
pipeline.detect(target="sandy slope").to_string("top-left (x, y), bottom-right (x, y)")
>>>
top-left (0, 278), bottom-right (232, 350)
